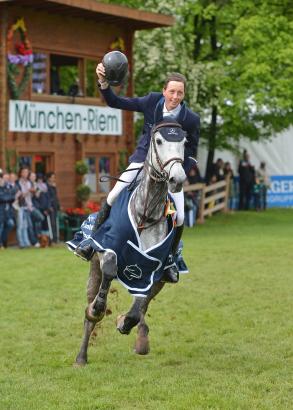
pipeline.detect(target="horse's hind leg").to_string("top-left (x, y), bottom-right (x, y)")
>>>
top-left (135, 282), bottom-right (165, 355)
top-left (75, 254), bottom-right (101, 366)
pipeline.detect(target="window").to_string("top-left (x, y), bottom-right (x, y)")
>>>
top-left (84, 157), bottom-right (97, 193)
top-left (84, 156), bottom-right (112, 195)
top-left (98, 157), bottom-right (111, 193)
top-left (19, 154), bottom-right (53, 174)
top-left (50, 54), bottom-right (82, 96)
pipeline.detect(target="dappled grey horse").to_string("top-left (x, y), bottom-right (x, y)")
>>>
top-left (74, 120), bottom-right (186, 365)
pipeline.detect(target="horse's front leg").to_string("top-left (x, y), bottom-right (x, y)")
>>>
top-left (135, 281), bottom-right (165, 355)
top-left (75, 254), bottom-right (101, 366)
top-left (116, 296), bottom-right (145, 335)
top-left (86, 250), bottom-right (117, 322)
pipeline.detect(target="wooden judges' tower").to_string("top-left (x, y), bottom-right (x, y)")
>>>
top-left (0, 0), bottom-right (173, 207)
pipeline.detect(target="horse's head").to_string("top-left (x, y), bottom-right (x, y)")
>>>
top-left (148, 119), bottom-right (186, 193)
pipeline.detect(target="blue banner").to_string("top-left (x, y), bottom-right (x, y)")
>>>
top-left (267, 176), bottom-right (293, 207)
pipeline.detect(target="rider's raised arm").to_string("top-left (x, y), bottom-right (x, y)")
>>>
top-left (99, 86), bottom-right (152, 113)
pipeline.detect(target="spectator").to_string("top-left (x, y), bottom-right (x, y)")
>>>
top-left (223, 161), bottom-right (236, 210)
top-left (253, 176), bottom-right (261, 211)
top-left (46, 172), bottom-right (60, 243)
top-left (256, 161), bottom-right (270, 210)
top-left (0, 172), bottom-right (17, 248)
top-left (238, 150), bottom-right (255, 210)
top-left (210, 158), bottom-right (225, 183)
top-left (29, 171), bottom-right (46, 240)
top-left (0, 173), bottom-right (8, 249)
top-left (16, 167), bottom-right (40, 248)
top-left (184, 165), bottom-right (203, 227)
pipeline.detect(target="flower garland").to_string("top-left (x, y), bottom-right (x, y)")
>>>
top-left (7, 18), bottom-right (33, 99)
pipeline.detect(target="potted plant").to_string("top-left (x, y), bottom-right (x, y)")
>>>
top-left (75, 160), bottom-right (88, 176)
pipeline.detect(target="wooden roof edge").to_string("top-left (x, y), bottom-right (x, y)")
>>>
top-left (0, 0), bottom-right (175, 28)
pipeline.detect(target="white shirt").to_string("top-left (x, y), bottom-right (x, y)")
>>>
top-left (163, 102), bottom-right (181, 118)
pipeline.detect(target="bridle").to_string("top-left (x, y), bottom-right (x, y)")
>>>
top-left (134, 122), bottom-right (185, 232)
top-left (146, 122), bottom-right (184, 182)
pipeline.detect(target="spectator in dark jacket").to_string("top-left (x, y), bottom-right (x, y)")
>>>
top-left (0, 172), bottom-right (17, 248)
top-left (46, 172), bottom-right (60, 243)
top-left (238, 150), bottom-right (255, 210)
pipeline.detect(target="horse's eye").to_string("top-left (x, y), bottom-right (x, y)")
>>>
top-left (156, 138), bottom-right (163, 145)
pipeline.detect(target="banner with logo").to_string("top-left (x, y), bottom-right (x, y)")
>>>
top-left (267, 175), bottom-right (293, 207)
top-left (9, 100), bottom-right (122, 135)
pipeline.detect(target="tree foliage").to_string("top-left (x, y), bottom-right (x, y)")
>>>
top-left (102, 0), bottom-right (293, 173)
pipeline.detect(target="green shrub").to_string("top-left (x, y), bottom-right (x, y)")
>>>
top-left (75, 160), bottom-right (88, 175)
top-left (76, 184), bottom-right (91, 202)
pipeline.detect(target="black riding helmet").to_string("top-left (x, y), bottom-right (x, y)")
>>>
top-left (102, 51), bottom-right (128, 86)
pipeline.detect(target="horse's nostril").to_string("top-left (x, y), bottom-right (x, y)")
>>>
top-left (169, 177), bottom-right (175, 184)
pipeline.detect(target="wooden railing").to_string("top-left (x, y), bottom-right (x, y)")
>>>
top-left (183, 177), bottom-right (230, 224)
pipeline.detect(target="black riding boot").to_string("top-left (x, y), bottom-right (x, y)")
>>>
top-left (74, 202), bottom-right (111, 261)
top-left (161, 225), bottom-right (184, 283)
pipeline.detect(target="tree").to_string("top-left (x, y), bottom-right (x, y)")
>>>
top-left (102, 0), bottom-right (293, 177)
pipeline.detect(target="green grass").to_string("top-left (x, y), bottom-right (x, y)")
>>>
top-left (0, 209), bottom-right (292, 410)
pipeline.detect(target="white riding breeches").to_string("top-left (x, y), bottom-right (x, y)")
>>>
top-left (106, 162), bottom-right (185, 227)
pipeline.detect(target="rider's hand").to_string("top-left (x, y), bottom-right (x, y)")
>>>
top-left (96, 63), bottom-right (106, 83)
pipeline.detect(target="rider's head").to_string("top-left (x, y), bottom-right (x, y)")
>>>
top-left (163, 73), bottom-right (186, 112)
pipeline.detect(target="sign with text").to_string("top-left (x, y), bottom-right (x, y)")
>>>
top-left (267, 176), bottom-right (293, 207)
top-left (9, 100), bottom-right (122, 135)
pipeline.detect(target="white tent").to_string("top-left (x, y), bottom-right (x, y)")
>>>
top-left (197, 127), bottom-right (293, 208)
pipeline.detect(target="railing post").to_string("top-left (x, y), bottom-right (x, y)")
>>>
top-left (197, 185), bottom-right (206, 224)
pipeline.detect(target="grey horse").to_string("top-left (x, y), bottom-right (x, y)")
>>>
top-left (75, 121), bottom-right (186, 366)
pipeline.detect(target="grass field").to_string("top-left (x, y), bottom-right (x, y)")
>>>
top-left (0, 209), bottom-right (292, 410)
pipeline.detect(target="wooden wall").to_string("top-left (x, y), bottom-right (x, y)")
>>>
top-left (1, 5), bottom-right (135, 208)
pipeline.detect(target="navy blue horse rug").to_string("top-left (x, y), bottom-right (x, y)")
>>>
top-left (67, 187), bottom-right (176, 297)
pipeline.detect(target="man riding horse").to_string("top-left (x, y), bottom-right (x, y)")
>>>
top-left (75, 52), bottom-right (200, 283)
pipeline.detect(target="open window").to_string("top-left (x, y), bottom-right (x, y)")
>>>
top-left (50, 54), bottom-right (83, 96)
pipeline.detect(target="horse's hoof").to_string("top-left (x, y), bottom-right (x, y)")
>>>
top-left (116, 314), bottom-right (128, 334)
top-left (116, 314), bottom-right (140, 335)
top-left (74, 357), bottom-right (87, 367)
top-left (134, 337), bottom-right (150, 355)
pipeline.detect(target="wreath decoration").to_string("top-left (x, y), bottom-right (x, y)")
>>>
top-left (109, 37), bottom-right (125, 52)
top-left (7, 18), bottom-right (33, 99)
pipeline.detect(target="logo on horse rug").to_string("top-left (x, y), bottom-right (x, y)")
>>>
top-left (123, 264), bottom-right (143, 281)
top-left (67, 187), bottom-right (176, 297)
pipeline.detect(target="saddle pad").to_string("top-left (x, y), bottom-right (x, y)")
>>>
top-left (67, 187), bottom-right (176, 296)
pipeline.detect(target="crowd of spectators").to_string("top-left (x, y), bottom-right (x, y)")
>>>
top-left (1, 150), bottom-right (271, 245)
top-left (183, 150), bottom-right (271, 227)
top-left (0, 167), bottom-right (60, 250)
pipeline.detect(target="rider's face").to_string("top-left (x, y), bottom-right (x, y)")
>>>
top-left (163, 81), bottom-right (185, 111)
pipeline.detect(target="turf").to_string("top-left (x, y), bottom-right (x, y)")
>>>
top-left (0, 209), bottom-right (292, 409)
